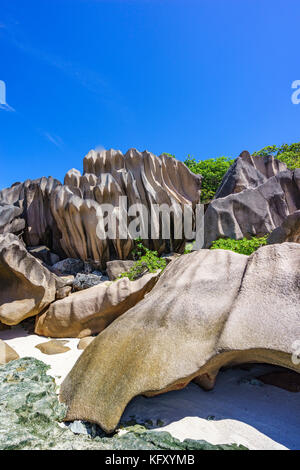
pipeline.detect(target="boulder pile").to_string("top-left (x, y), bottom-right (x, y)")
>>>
top-left (60, 243), bottom-right (300, 433)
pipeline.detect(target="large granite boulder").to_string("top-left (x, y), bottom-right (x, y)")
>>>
top-left (267, 210), bottom-right (300, 244)
top-left (0, 234), bottom-right (71, 325)
top-left (204, 153), bottom-right (300, 247)
top-left (0, 149), bottom-right (201, 266)
top-left (214, 151), bottom-right (287, 198)
top-left (0, 177), bottom-right (63, 254)
top-left (35, 272), bottom-right (160, 338)
top-left (60, 243), bottom-right (300, 433)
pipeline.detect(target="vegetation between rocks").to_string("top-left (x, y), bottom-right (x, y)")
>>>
top-left (164, 141), bottom-right (300, 203)
top-left (210, 236), bottom-right (268, 255)
top-left (118, 238), bottom-right (167, 281)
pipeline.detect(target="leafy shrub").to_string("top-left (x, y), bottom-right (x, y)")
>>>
top-left (183, 242), bottom-right (194, 254)
top-left (118, 239), bottom-right (167, 281)
top-left (253, 142), bottom-right (300, 170)
top-left (210, 236), bottom-right (268, 256)
top-left (184, 155), bottom-right (234, 203)
top-left (161, 152), bottom-right (175, 158)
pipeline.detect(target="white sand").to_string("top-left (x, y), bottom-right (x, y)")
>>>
top-left (0, 326), bottom-right (81, 385)
top-left (1, 326), bottom-right (299, 450)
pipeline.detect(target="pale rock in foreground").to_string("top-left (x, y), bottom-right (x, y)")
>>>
top-left (0, 339), bottom-right (19, 364)
top-left (35, 340), bottom-right (70, 355)
top-left (60, 243), bottom-right (300, 433)
top-left (35, 272), bottom-right (160, 338)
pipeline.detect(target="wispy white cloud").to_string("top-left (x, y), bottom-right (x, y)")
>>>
top-left (0, 103), bottom-right (15, 112)
top-left (42, 132), bottom-right (64, 148)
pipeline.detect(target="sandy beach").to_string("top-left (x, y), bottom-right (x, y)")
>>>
top-left (1, 325), bottom-right (299, 450)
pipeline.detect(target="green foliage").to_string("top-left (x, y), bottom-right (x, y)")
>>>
top-left (118, 238), bottom-right (167, 281)
top-left (184, 155), bottom-right (234, 203)
top-left (161, 152), bottom-right (175, 158)
top-left (253, 142), bottom-right (300, 170)
top-left (184, 242), bottom-right (194, 254)
top-left (210, 236), bottom-right (268, 256)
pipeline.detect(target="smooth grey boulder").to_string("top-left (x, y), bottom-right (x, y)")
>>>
top-left (215, 151), bottom-right (287, 199)
top-left (52, 258), bottom-right (84, 276)
top-left (73, 273), bottom-right (108, 291)
top-left (60, 243), bottom-right (300, 433)
top-left (267, 210), bottom-right (300, 244)
top-left (204, 153), bottom-right (300, 247)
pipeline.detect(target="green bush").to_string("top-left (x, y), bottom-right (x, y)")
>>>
top-left (184, 155), bottom-right (234, 203)
top-left (253, 142), bottom-right (300, 170)
top-left (210, 236), bottom-right (268, 256)
top-left (118, 239), bottom-right (167, 281)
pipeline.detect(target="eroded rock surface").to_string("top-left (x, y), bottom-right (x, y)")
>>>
top-left (204, 153), bottom-right (300, 247)
top-left (215, 151), bottom-right (287, 198)
top-left (0, 149), bottom-right (201, 266)
top-left (35, 272), bottom-right (160, 338)
top-left (267, 210), bottom-right (300, 244)
top-left (60, 243), bottom-right (300, 433)
top-left (0, 234), bottom-right (71, 325)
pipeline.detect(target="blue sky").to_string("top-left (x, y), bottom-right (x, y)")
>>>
top-left (0, 0), bottom-right (300, 188)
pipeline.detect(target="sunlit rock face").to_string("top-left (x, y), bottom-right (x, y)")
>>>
top-left (60, 243), bottom-right (300, 434)
top-left (204, 152), bottom-right (300, 247)
top-left (0, 149), bottom-right (201, 267)
top-left (0, 234), bottom-right (71, 326)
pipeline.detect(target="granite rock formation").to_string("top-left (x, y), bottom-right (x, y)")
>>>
top-left (35, 272), bottom-right (160, 338)
top-left (204, 152), bottom-right (300, 247)
top-left (60, 243), bottom-right (300, 433)
top-left (267, 210), bottom-right (300, 244)
top-left (0, 149), bottom-right (201, 267)
top-left (0, 234), bottom-right (71, 325)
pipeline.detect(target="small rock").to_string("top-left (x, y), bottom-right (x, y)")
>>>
top-left (106, 260), bottom-right (136, 281)
top-left (52, 258), bottom-right (84, 276)
top-left (35, 340), bottom-right (70, 355)
top-left (0, 339), bottom-right (19, 364)
top-left (28, 245), bottom-right (60, 266)
top-left (77, 337), bottom-right (95, 350)
top-left (55, 285), bottom-right (72, 300)
top-left (73, 273), bottom-right (106, 291)
top-left (59, 275), bottom-right (75, 286)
